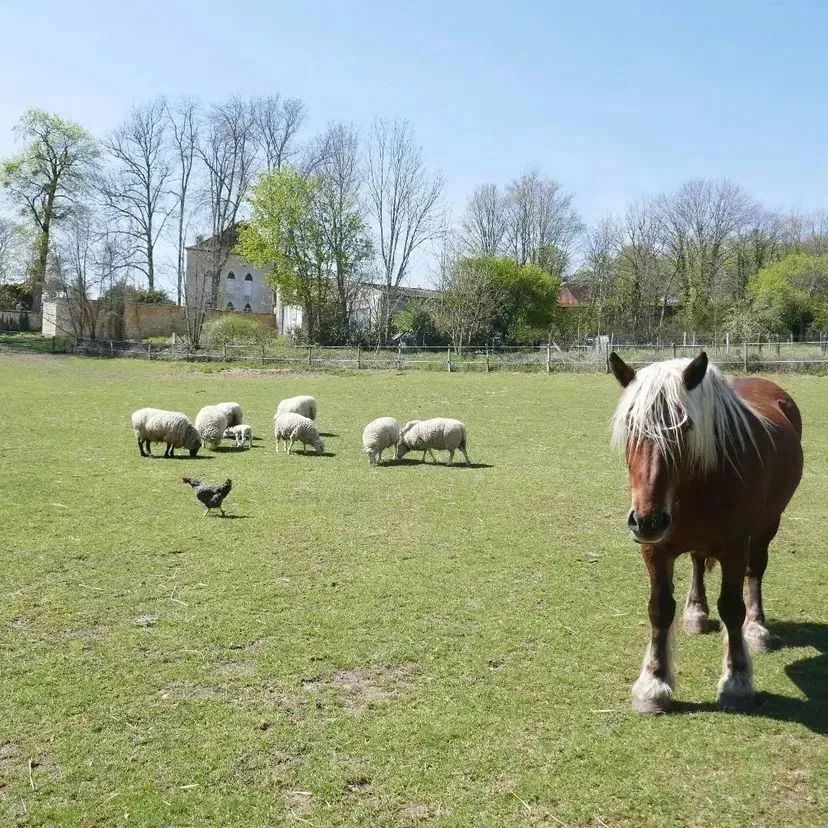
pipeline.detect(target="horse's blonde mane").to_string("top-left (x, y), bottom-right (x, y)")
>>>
top-left (611, 358), bottom-right (765, 474)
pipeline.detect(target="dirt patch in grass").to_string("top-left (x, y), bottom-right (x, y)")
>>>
top-left (215, 660), bottom-right (256, 678)
top-left (301, 662), bottom-right (418, 711)
top-left (283, 788), bottom-right (313, 816)
top-left (159, 683), bottom-right (227, 701)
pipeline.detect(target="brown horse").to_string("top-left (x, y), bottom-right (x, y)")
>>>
top-left (609, 351), bottom-right (803, 713)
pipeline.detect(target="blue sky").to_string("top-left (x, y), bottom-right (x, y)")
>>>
top-left (2, 1), bottom-right (827, 273)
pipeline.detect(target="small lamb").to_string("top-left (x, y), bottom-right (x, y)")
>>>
top-left (362, 417), bottom-right (400, 465)
top-left (274, 412), bottom-right (325, 455)
top-left (224, 424), bottom-right (252, 449)
top-left (397, 418), bottom-right (471, 465)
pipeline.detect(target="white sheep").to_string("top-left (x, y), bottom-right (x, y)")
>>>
top-left (224, 424), bottom-right (252, 449)
top-left (132, 408), bottom-right (202, 458)
top-left (396, 418), bottom-right (471, 465)
top-left (195, 404), bottom-right (231, 450)
top-left (275, 395), bottom-right (317, 421)
top-left (216, 401), bottom-right (244, 427)
top-left (362, 417), bottom-right (400, 465)
top-left (274, 412), bottom-right (325, 455)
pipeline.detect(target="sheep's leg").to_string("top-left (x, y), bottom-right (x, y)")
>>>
top-left (164, 443), bottom-right (171, 458)
top-left (287, 438), bottom-right (294, 454)
top-left (461, 446), bottom-right (471, 466)
top-left (138, 438), bottom-right (146, 457)
top-left (219, 506), bottom-right (226, 517)
top-left (203, 508), bottom-right (210, 517)
top-left (145, 440), bottom-right (153, 456)
top-left (428, 449), bottom-right (438, 463)
top-left (169, 445), bottom-right (175, 458)
top-left (448, 449), bottom-right (455, 465)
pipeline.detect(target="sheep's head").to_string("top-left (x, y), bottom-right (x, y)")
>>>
top-left (185, 425), bottom-right (203, 457)
top-left (396, 436), bottom-right (410, 459)
top-left (315, 437), bottom-right (325, 455)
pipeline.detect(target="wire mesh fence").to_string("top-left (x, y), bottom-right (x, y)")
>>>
top-left (54, 336), bottom-right (828, 373)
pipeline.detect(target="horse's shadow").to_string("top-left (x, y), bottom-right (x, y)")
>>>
top-left (674, 621), bottom-right (827, 734)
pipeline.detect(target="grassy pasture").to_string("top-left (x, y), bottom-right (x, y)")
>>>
top-left (0, 352), bottom-right (825, 827)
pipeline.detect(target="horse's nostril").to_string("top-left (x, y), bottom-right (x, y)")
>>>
top-left (627, 509), bottom-right (638, 529)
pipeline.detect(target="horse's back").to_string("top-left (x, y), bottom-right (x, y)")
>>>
top-left (731, 376), bottom-right (802, 438)
top-left (731, 376), bottom-right (803, 515)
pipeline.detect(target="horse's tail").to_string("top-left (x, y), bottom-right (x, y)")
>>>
top-left (705, 557), bottom-right (718, 572)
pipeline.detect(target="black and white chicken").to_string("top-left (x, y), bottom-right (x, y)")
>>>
top-left (182, 476), bottom-right (232, 517)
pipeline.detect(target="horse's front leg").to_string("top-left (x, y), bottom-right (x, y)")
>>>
top-left (683, 552), bottom-right (714, 634)
top-left (717, 551), bottom-right (755, 710)
top-left (632, 547), bottom-right (676, 714)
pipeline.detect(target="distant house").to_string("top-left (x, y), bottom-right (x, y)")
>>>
top-left (185, 228), bottom-right (304, 336)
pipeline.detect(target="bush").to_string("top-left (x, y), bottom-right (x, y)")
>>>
top-left (202, 314), bottom-right (274, 347)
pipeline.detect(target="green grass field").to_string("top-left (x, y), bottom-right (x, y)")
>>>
top-left (1, 352), bottom-right (825, 827)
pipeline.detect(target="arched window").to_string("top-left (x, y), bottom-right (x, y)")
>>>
top-left (243, 303), bottom-right (252, 313)
top-left (227, 272), bottom-right (236, 280)
top-left (226, 301), bottom-right (234, 311)
top-left (244, 273), bottom-right (254, 297)
top-left (244, 273), bottom-right (253, 281)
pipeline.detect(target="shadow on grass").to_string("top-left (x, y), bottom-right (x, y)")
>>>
top-left (143, 454), bottom-right (213, 460)
top-left (318, 431), bottom-right (338, 438)
top-left (280, 451), bottom-right (337, 458)
top-left (214, 514), bottom-right (252, 520)
top-left (671, 620), bottom-right (827, 734)
top-left (387, 458), bottom-right (494, 469)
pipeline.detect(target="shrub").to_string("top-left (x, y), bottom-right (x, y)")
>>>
top-left (202, 314), bottom-right (273, 346)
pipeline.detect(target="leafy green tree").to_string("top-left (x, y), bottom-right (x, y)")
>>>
top-left (486, 257), bottom-right (561, 343)
top-left (238, 165), bottom-right (371, 342)
top-left (748, 253), bottom-right (828, 336)
top-left (394, 303), bottom-right (442, 345)
top-left (1, 110), bottom-right (100, 312)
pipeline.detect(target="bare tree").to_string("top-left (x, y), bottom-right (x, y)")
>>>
top-left (503, 170), bottom-right (582, 276)
top-left (366, 119), bottom-right (443, 341)
top-left (99, 99), bottom-right (173, 293)
top-left (315, 123), bottom-right (372, 330)
top-left (252, 95), bottom-right (306, 171)
top-left (188, 98), bottom-right (259, 346)
top-left (581, 216), bottom-right (620, 337)
top-left (50, 208), bottom-right (130, 338)
top-left (461, 183), bottom-right (505, 256)
top-left (166, 98), bottom-right (200, 305)
top-left (0, 217), bottom-right (25, 286)
top-left (657, 179), bottom-right (753, 329)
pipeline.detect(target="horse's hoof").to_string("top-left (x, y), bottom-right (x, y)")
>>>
top-left (632, 696), bottom-right (671, 715)
top-left (743, 621), bottom-right (772, 654)
top-left (717, 692), bottom-right (757, 713)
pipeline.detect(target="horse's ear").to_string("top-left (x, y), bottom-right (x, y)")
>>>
top-left (609, 352), bottom-right (635, 388)
top-left (683, 351), bottom-right (708, 390)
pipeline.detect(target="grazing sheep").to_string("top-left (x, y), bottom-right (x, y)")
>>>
top-left (274, 412), bottom-right (325, 455)
top-left (397, 418), bottom-right (471, 465)
top-left (224, 424), bottom-right (252, 449)
top-left (195, 404), bottom-right (231, 450)
top-left (132, 408), bottom-right (202, 458)
top-left (216, 401), bottom-right (244, 427)
top-left (275, 395), bottom-right (317, 421)
top-left (362, 417), bottom-right (400, 465)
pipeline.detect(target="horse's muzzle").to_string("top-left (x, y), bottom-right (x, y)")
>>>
top-left (627, 508), bottom-right (671, 544)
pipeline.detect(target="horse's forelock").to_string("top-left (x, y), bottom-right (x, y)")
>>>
top-left (611, 358), bottom-right (762, 474)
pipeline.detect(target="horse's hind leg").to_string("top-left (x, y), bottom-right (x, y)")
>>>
top-left (683, 552), bottom-right (715, 634)
top-left (744, 521), bottom-right (777, 653)
top-left (632, 549), bottom-right (676, 714)
top-left (717, 549), bottom-right (755, 710)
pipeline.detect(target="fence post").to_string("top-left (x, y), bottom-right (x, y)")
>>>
top-left (485, 346), bottom-right (490, 373)
top-left (357, 344), bottom-right (361, 370)
top-left (223, 344), bottom-right (227, 361)
top-left (397, 341), bottom-right (402, 371)
top-left (51, 336), bottom-right (55, 352)
top-left (307, 345), bottom-right (312, 369)
top-left (447, 346), bottom-right (452, 373)
top-left (261, 344), bottom-right (266, 365)
top-left (109, 340), bottom-right (114, 357)
top-left (776, 338), bottom-right (780, 357)
top-left (672, 342), bottom-right (676, 358)
top-left (605, 344), bottom-right (610, 374)
top-left (546, 344), bottom-right (551, 374)
top-left (147, 343), bottom-right (152, 360)
top-left (743, 340), bottom-right (748, 372)
top-left (725, 332), bottom-right (730, 354)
